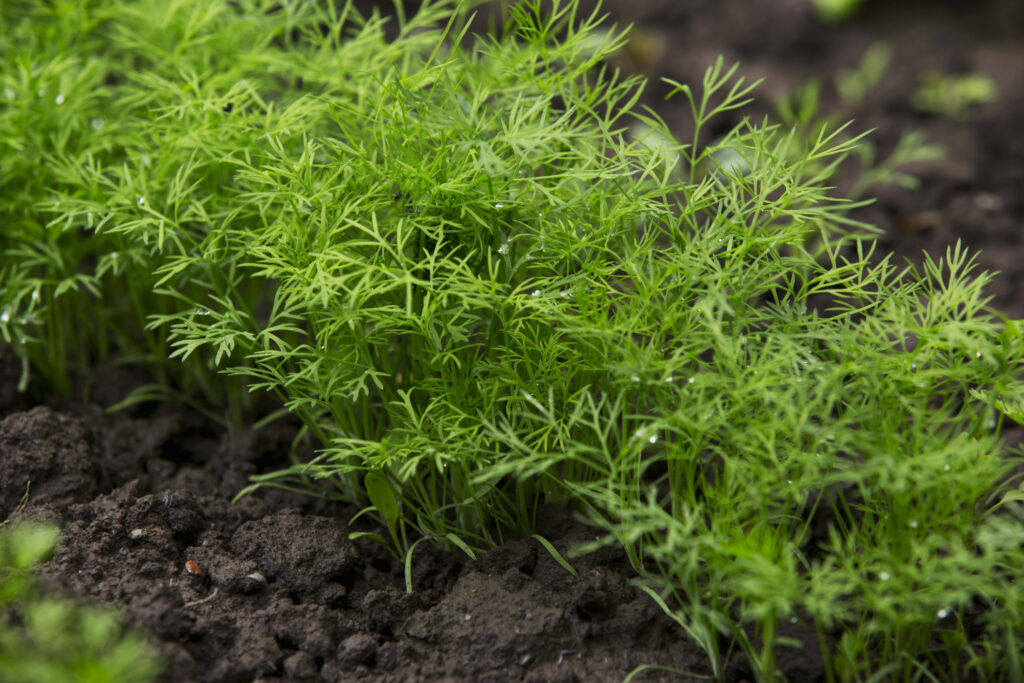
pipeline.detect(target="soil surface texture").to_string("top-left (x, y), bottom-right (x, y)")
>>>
top-left (2, 1), bottom-right (1022, 681)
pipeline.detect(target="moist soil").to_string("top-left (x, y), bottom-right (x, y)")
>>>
top-left (2, 1), bottom-right (1023, 681)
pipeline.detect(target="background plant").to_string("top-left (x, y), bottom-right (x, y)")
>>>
top-left (5, 0), bottom-right (1024, 681)
top-left (911, 71), bottom-right (998, 121)
top-left (0, 520), bottom-right (162, 683)
top-left (774, 42), bottom-right (947, 198)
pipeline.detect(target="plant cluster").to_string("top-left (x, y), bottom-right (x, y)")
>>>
top-left (0, 520), bottom-right (162, 682)
top-left (3, 0), bottom-right (1024, 680)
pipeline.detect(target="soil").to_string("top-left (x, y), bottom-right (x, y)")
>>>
top-left (2, 1), bottom-right (1022, 681)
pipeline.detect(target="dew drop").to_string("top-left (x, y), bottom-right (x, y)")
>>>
top-left (911, 363), bottom-right (917, 371)
top-left (789, 617), bottom-right (798, 624)
top-left (30, 290), bottom-right (40, 304)
top-left (976, 351), bottom-right (982, 358)
top-left (687, 377), bottom-right (695, 384)
top-left (464, 614), bottom-right (472, 621)
top-left (630, 375), bottom-right (640, 382)
top-left (196, 308), bottom-right (210, 316)
top-left (55, 93), bottom-right (65, 105)
top-left (497, 243), bottom-right (509, 255)
top-left (909, 520), bottom-right (918, 529)
top-left (943, 464), bottom-right (951, 472)
top-left (3, 87), bottom-right (13, 100)
top-left (141, 154), bottom-right (151, 165)
top-left (879, 571), bottom-right (890, 582)
top-left (648, 435), bottom-right (658, 444)
top-left (0, 308), bottom-right (9, 324)
top-left (137, 196), bottom-right (145, 206)
top-left (531, 289), bottom-right (541, 297)
top-left (937, 608), bottom-right (949, 619)
top-left (494, 203), bottom-right (504, 209)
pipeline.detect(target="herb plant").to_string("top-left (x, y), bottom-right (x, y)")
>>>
top-left (4, 0), bottom-right (1024, 681)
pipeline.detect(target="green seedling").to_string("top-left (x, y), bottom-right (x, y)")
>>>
top-left (5, 0), bottom-right (1024, 680)
top-left (835, 42), bottom-right (891, 107)
top-left (912, 71), bottom-right (998, 120)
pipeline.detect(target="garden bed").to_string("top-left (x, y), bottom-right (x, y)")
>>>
top-left (2, 0), bottom-right (1023, 681)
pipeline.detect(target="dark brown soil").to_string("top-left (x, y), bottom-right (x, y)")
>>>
top-left (2, 1), bottom-right (1022, 681)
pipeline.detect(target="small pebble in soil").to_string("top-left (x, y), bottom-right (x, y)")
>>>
top-left (241, 571), bottom-right (267, 593)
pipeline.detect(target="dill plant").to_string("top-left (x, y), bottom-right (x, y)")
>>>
top-left (4, 0), bottom-right (1024, 680)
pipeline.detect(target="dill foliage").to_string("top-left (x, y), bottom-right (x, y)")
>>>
top-left (3, 0), bottom-right (1024, 679)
